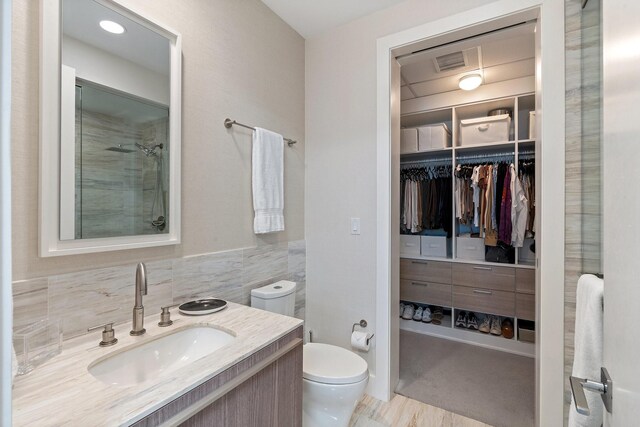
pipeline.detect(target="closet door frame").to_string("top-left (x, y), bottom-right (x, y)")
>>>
top-left (375, 1), bottom-right (565, 426)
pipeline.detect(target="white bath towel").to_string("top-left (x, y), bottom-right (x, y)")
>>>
top-left (569, 274), bottom-right (604, 427)
top-left (252, 127), bottom-right (284, 234)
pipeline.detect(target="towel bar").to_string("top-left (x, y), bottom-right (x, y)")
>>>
top-left (224, 118), bottom-right (297, 146)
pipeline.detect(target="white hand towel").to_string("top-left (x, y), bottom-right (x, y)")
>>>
top-left (252, 127), bottom-right (284, 234)
top-left (569, 274), bottom-right (604, 427)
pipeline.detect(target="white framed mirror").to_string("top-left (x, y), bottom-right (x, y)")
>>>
top-left (39, 0), bottom-right (181, 256)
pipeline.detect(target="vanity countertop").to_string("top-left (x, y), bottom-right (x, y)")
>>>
top-left (12, 302), bottom-right (303, 426)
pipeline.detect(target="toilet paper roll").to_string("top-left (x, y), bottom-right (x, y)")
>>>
top-left (351, 331), bottom-right (370, 351)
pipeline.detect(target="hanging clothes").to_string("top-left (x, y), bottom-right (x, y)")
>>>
top-left (498, 166), bottom-right (513, 244)
top-left (400, 163), bottom-right (452, 237)
top-left (510, 163), bottom-right (529, 247)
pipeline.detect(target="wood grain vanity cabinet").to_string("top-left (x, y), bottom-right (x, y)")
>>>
top-left (133, 327), bottom-right (303, 427)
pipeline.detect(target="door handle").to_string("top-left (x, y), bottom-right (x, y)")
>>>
top-left (411, 260), bottom-right (428, 265)
top-left (411, 282), bottom-right (428, 287)
top-left (473, 266), bottom-right (492, 271)
top-left (473, 289), bottom-right (492, 295)
top-left (569, 367), bottom-right (613, 415)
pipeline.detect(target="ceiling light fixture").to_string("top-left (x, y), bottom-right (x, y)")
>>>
top-left (458, 73), bottom-right (483, 91)
top-left (99, 20), bottom-right (126, 34)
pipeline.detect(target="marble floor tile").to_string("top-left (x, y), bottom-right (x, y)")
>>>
top-left (350, 394), bottom-right (491, 427)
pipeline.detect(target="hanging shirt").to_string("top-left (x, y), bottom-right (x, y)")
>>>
top-left (498, 167), bottom-right (512, 244)
top-left (471, 166), bottom-right (480, 227)
top-left (510, 164), bottom-right (529, 247)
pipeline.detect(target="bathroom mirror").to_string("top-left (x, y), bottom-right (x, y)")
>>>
top-left (39, 0), bottom-right (181, 256)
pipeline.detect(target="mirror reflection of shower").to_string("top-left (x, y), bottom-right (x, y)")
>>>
top-left (136, 139), bottom-right (167, 232)
top-left (74, 80), bottom-right (170, 239)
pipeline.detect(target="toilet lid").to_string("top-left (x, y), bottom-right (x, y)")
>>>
top-left (303, 343), bottom-right (368, 385)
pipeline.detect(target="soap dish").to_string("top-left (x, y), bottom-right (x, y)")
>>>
top-left (178, 299), bottom-right (228, 316)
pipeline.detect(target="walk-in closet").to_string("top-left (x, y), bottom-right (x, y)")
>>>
top-left (396, 22), bottom-right (537, 427)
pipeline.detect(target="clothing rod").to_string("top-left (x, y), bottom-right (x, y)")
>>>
top-left (224, 118), bottom-right (297, 146)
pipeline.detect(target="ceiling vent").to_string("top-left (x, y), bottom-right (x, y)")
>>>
top-left (433, 51), bottom-right (468, 72)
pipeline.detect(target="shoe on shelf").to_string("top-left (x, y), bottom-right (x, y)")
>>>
top-left (478, 316), bottom-right (491, 333)
top-left (432, 306), bottom-right (444, 320)
top-left (502, 318), bottom-right (514, 339)
top-left (467, 312), bottom-right (479, 330)
top-left (421, 306), bottom-right (432, 323)
top-left (399, 302), bottom-right (405, 318)
top-left (401, 304), bottom-right (415, 320)
top-left (413, 306), bottom-right (424, 321)
top-left (455, 311), bottom-right (467, 328)
top-left (490, 315), bottom-right (502, 336)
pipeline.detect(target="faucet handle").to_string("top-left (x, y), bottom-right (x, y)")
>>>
top-left (158, 304), bottom-right (180, 327)
top-left (87, 322), bottom-right (118, 347)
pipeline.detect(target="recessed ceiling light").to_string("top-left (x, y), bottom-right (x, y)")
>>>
top-left (458, 73), bottom-right (483, 91)
top-left (99, 20), bottom-right (126, 34)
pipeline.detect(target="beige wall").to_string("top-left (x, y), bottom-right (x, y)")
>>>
top-left (304, 0), bottom-right (498, 385)
top-left (12, 0), bottom-right (305, 280)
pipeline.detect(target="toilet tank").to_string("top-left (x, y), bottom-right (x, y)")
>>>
top-left (250, 280), bottom-right (297, 317)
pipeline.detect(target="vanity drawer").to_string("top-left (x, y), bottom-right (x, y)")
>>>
top-left (400, 279), bottom-right (452, 307)
top-left (453, 285), bottom-right (515, 317)
top-left (452, 263), bottom-right (515, 292)
top-left (400, 258), bottom-right (452, 284)
top-left (516, 292), bottom-right (536, 321)
top-left (516, 268), bottom-right (535, 294)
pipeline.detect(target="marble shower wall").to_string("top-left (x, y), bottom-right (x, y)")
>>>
top-left (564, 0), bottom-right (602, 422)
top-left (12, 241), bottom-right (305, 339)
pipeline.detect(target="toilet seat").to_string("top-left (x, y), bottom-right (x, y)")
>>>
top-left (303, 343), bottom-right (368, 385)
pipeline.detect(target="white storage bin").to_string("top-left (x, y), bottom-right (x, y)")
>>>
top-left (528, 111), bottom-right (536, 140)
top-left (519, 238), bottom-right (535, 263)
top-left (420, 236), bottom-right (451, 258)
top-left (460, 114), bottom-right (511, 146)
top-left (400, 235), bottom-right (421, 256)
top-left (456, 236), bottom-right (486, 261)
top-left (417, 123), bottom-right (451, 151)
top-left (401, 128), bottom-right (418, 154)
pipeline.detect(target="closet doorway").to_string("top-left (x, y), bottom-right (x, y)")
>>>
top-left (374, 3), bottom-right (565, 427)
top-left (396, 22), bottom-right (537, 426)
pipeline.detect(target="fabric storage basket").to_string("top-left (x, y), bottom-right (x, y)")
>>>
top-left (420, 236), bottom-right (450, 258)
top-left (456, 236), bottom-right (485, 261)
top-left (417, 123), bottom-right (451, 151)
top-left (400, 235), bottom-right (421, 256)
top-left (460, 114), bottom-right (511, 145)
top-left (400, 128), bottom-right (418, 154)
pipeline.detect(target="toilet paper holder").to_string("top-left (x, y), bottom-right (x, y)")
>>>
top-left (352, 319), bottom-right (374, 345)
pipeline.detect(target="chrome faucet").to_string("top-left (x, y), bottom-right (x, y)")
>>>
top-left (130, 262), bottom-right (148, 336)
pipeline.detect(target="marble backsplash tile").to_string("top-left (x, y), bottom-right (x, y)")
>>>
top-left (12, 241), bottom-right (306, 340)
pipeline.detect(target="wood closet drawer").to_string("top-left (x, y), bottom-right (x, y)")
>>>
top-left (452, 263), bottom-right (515, 292)
top-left (452, 285), bottom-right (515, 317)
top-left (400, 259), bottom-right (452, 284)
top-left (516, 268), bottom-right (535, 294)
top-left (400, 279), bottom-right (452, 307)
top-left (516, 292), bottom-right (536, 321)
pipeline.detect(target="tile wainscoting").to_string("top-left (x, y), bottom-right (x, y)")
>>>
top-left (12, 240), bottom-right (305, 339)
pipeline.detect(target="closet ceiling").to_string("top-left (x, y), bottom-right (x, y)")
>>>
top-left (399, 23), bottom-right (535, 101)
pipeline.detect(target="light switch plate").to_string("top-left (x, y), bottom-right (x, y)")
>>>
top-left (351, 218), bottom-right (361, 235)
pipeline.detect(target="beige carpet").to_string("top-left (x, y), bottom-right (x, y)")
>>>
top-left (397, 330), bottom-right (534, 427)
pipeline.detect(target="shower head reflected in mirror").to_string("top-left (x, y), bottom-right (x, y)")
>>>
top-left (135, 142), bottom-right (164, 157)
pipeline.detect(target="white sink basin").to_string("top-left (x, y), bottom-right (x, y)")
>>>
top-left (88, 325), bottom-right (236, 386)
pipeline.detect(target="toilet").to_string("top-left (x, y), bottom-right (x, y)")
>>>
top-left (250, 281), bottom-right (369, 427)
